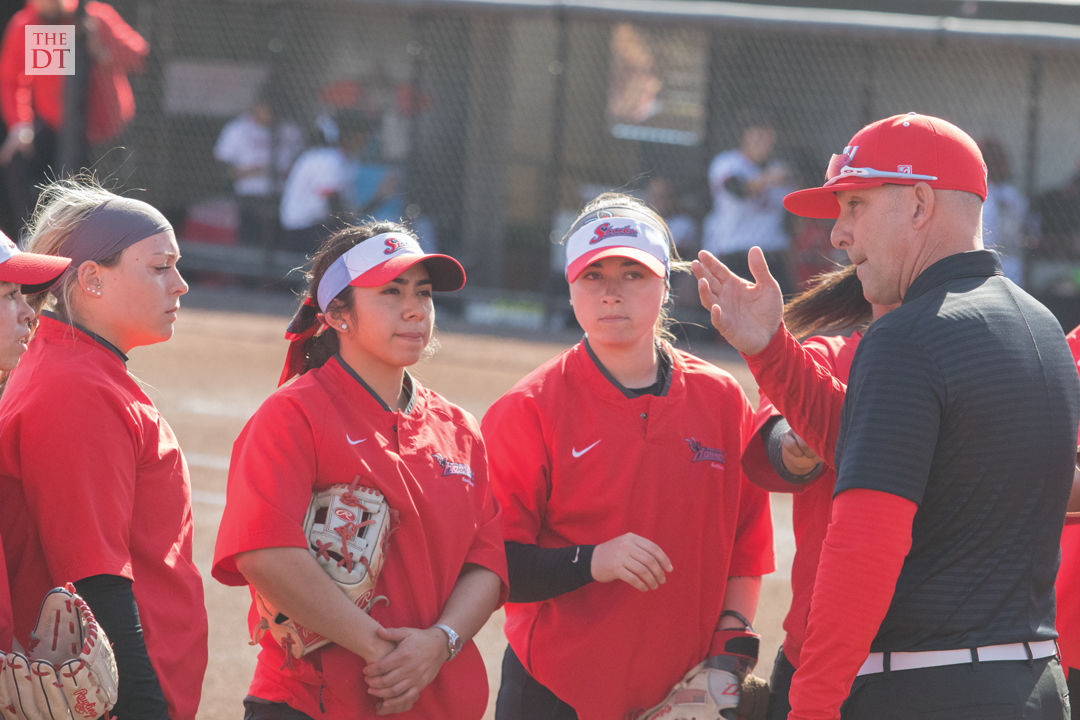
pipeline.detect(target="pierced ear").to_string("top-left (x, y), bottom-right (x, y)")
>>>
top-left (75, 261), bottom-right (101, 296)
top-left (321, 303), bottom-right (349, 332)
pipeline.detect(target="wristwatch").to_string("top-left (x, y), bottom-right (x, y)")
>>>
top-left (433, 623), bottom-right (463, 660)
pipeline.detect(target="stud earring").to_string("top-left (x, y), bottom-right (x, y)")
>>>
top-left (340, 323), bottom-right (348, 330)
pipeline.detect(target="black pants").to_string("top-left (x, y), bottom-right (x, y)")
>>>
top-left (842, 656), bottom-right (1069, 719)
top-left (766, 645), bottom-right (796, 720)
top-left (242, 696), bottom-right (314, 720)
top-left (495, 645), bottom-right (577, 720)
top-left (4, 121), bottom-right (56, 232)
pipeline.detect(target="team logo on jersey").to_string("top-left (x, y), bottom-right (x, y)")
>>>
top-left (685, 437), bottom-right (725, 466)
top-left (432, 453), bottom-right (475, 486)
top-left (590, 222), bottom-right (639, 245)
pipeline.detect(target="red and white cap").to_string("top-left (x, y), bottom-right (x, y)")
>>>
top-left (565, 212), bottom-right (670, 282)
top-left (784, 112), bottom-right (988, 219)
top-left (0, 231), bottom-right (71, 293)
top-left (316, 232), bottom-right (465, 311)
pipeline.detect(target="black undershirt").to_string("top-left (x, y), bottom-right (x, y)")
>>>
top-left (760, 416), bottom-right (824, 485)
top-left (504, 343), bottom-right (671, 602)
top-left (74, 575), bottom-right (168, 720)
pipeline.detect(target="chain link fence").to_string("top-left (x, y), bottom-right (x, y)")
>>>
top-left (21, 0), bottom-right (1080, 330)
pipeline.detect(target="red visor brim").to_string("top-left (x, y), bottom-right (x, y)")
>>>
top-left (349, 254), bottom-right (466, 292)
top-left (0, 253), bottom-right (72, 293)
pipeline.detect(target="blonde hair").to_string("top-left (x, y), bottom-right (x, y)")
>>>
top-left (24, 176), bottom-right (127, 317)
top-left (566, 191), bottom-right (689, 344)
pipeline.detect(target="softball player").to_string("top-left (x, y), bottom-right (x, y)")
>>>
top-left (0, 178), bottom-right (207, 720)
top-left (0, 233), bottom-right (69, 653)
top-left (482, 192), bottom-right (774, 720)
top-left (739, 265), bottom-right (893, 719)
top-left (212, 221), bottom-right (507, 719)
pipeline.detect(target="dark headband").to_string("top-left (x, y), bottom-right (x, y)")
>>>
top-left (52, 197), bottom-right (173, 294)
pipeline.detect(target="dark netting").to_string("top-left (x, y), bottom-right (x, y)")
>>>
top-left (18, 1), bottom-right (1080, 331)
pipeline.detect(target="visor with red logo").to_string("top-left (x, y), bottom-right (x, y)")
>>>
top-left (316, 232), bottom-right (465, 311)
top-left (565, 216), bottom-right (670, 282)
top-left (784, 113), bottom-right (988, 219)
top-left (0, 231), bottom-right (71, 293)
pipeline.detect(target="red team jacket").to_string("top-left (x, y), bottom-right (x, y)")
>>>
top-left (482, 341), bottom-right (775, 720)
top-left (213, 357), bottom-right (508, 720)
top-left (0, 1), bottom-right (147, 144)
top-left (0, 315), bottom-right (208, 720)
top-left (742, 332), bottom-right (860, 667)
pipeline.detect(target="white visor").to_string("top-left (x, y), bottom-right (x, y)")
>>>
top-left (316, 232), bottom-right (465, 311)
top-left (565, 217), bottom-right (670, 282)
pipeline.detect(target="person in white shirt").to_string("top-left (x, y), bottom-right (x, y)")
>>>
top-left (279, 110), bottom-right (375, 253)
top-left (213, 90), bottom-right (305, 247)
top-left (979, 137), bottom-right (1030, 286)
top-left (703, 119), bottom-right (794, 293)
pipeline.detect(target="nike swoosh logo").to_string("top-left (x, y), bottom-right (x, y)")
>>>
top-left (346, 435), bottom-right (367, 445)
top-left (571, 440), bottom-right (601, 458)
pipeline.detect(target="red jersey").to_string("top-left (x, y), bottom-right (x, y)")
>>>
top-left (0, 543), bottom-right (10, 650)
top-left (482, 342), bottom-right (775, 720)
top-left (0, 2), bottom-right (147, 144)
top-left (743, 332), bottom-right (860, 667)
top-left (1060, 325), bottom-right (1080, 670)
top-left (0, 315), bottom-right (207, 720)
top-left (212, 356), bottom-right (508, 720)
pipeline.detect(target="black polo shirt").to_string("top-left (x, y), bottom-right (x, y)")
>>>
top-left (835, 249), bottom-right (1080, 652)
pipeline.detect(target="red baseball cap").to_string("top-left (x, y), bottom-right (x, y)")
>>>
top-left (0, 231), bottom-right (71, 293)
top-left (784, 113), bottom-right (988, 219)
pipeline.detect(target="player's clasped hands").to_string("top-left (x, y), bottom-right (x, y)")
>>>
top-left (363, 625), bottom-right (448, 714)
top-left (590, 532), bottom-right (673, 592)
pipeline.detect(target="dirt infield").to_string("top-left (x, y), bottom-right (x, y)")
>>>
top-left (126, 283), bottom-right (794, 719)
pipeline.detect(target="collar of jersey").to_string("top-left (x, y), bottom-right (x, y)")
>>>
top-left (40, 310), bottom-right (128, 363)
top-left (582, 337), bottom-right (673, 399)
top-left (902, 250), bottom-right (1002, 306)
top-left (332, 353), bottom-right (416, 414)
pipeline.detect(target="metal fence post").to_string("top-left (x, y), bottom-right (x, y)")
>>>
top-left (542, 6), bottom-right (568, 329)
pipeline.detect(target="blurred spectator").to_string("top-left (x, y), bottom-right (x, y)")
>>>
top-left (213, 88), bottom-right (304, 247)
top-left (1032, 163), bottom-right (1080, 265)
top-left (0, 0), bottom-right (147, 229)
top-left (645, 175), bottom-right (700, 317)
top-left (704, 117), bottom-right (794, 293)
top-left (645, 175), bottom-right (696, 257)
top-left (319, 67), bottom-right (430, 163)
top-left (279, 110), bottom-right (375, 253)
top-left (981, 137), bottom-right (1030, 286)
top-left (788, 146), bottom-right (845, 290)
top-left (351, 156), bottom-right (404, 222)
